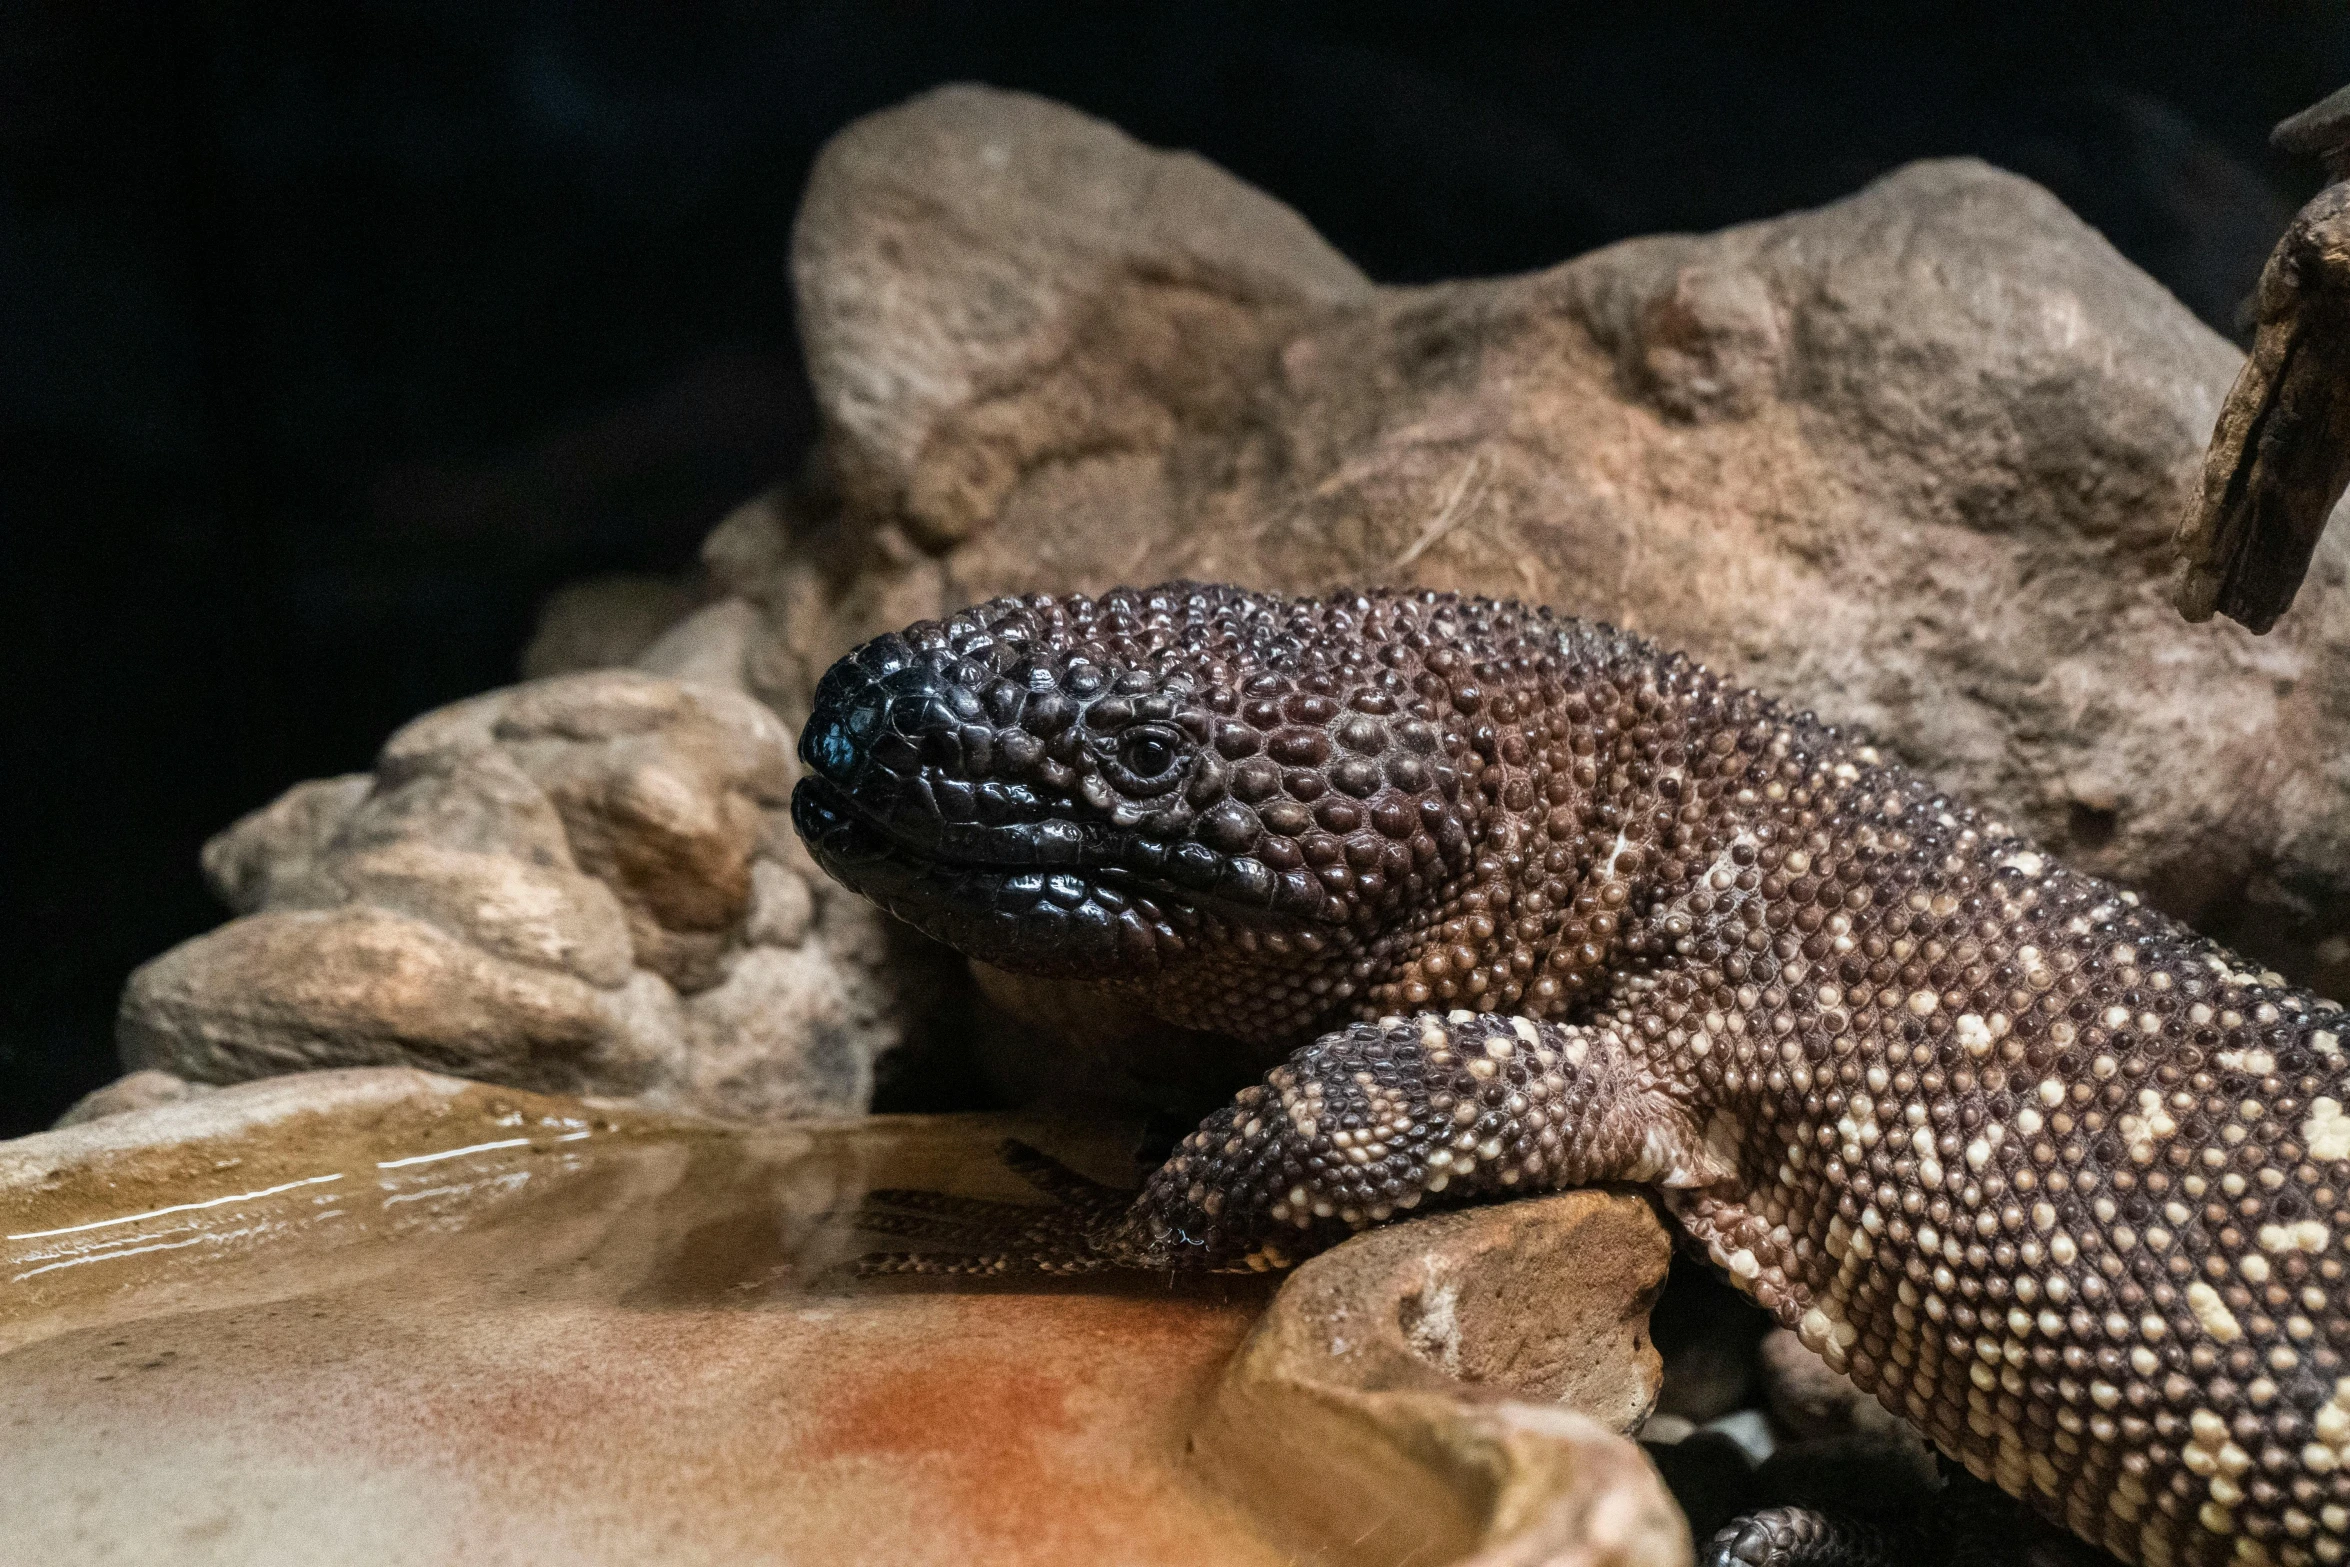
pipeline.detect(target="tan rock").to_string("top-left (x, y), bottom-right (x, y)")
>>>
top-left (117, 906), bottom-right (678, 1095)
top-left (633, 596), bottom-right (761, 690)
top-left (331, 842), bottom-right (636, 987)
top-left (675, 943), bottom-right (883, 1119)
top-left (114, 671), bottom-right (918, 1122)
top-left (747, 83), bottom-right (2350, 976)
top-left (743, 854), bottom-right (814, 949)
top-left (487, 672), bottom-right (796, 991)
top-left (51, 1069), bottom-right (216, 1128)
top-left (1198, 1190), bottom-right (1687, 1567)
top-left (716, 481), bottom-right (954, 735)
top-left (200, 774), bottom-right (371, 914)
top-left (343, 748), bottom-right (577, 866)
top-left (518, 572), bottom-right (697, 679)
top-left (793, 83), bottom-right (1367, 547)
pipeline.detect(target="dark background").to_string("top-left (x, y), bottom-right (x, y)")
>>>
top-left (3, 1), bottom-right (2344, 1137)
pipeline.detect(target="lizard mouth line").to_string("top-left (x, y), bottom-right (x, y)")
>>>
top-left (790, 775), bottom-right (1283, 924)
top-left (791, 774), bottom-right (1086, 873)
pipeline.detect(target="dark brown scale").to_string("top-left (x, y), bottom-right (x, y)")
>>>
top-left (795, 584), bottom-right (2350, 1567)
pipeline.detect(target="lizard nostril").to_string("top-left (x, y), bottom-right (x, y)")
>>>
top-left (801, 711), bottom-right (863, 778)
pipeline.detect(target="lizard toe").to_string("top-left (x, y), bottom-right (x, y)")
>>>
top-left (1700, 1506), bottom-right (1904, 1567)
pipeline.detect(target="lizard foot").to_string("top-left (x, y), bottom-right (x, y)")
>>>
top-left (854, 1007), bottom-right (1686, 1276)
top-left (850, 1139), bottom-right (1143, 1276)
top-left (1700, 1506), bottom-right (1903, 1567)
top-left (1693, 1467), bottom-right (2099, 1567)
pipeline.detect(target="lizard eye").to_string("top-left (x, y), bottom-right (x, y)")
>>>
top-left (1116, 727), bottom-right (1183, 786)
top-left (1119, 731), bottom-right (1178, 779)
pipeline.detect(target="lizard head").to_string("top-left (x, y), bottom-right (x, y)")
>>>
top-left (791, 583), bottom-right (1491, 1028)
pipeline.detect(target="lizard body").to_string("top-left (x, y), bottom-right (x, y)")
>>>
top-left (792, 583), bottom-right (2350, 1567)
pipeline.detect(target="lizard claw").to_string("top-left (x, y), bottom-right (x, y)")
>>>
top-left (993, 1139), bottom-right (1132, 1213)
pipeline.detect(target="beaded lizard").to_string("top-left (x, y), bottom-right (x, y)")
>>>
top-left (791, 583), bottom-right (2350, 1567)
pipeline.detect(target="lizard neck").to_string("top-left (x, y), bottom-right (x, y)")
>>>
top-left (1359, 637), bottom-right (1772, 1032)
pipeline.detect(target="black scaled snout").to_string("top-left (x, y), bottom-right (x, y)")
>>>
top-left (795, 630), bottom-right (1021, 859)
top-left (796, 631), bottom-right (959, 788)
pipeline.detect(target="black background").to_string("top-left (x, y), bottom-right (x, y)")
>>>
top-left (4, 0), bottom-right (2343, 1136)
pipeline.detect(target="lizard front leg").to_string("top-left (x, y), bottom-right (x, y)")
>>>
top-left (859, 1008), bottom-right (1729, 1275)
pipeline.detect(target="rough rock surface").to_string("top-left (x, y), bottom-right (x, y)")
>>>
top-left (116, 671), bottom-right (937, 1121)
top-left (51, 1068), bottom-right (216, 1129)
top-left (5, 1066), bottom-right (625, 1226)
top-left (1198, 1189), bottom-right (1687, 1567)
top-left (721, 83), bottom-right (2350, 991)
top-left (518, 573), bottom-right (700, 681)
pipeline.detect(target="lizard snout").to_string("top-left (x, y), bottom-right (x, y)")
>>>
top-left (797, 631), bottom-right (952, 794)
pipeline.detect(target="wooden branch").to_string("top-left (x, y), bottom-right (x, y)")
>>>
top-left (2173, 124), bottom-right (2350, 633)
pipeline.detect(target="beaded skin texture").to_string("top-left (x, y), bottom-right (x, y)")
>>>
top-left (792, 583), bottom-right (2350, 1567)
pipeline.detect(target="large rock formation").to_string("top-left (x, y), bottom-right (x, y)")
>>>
top-left (718, 83), bottom-right (2350, 989)
top-left (116, 671), bottom-right (941, 1121)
